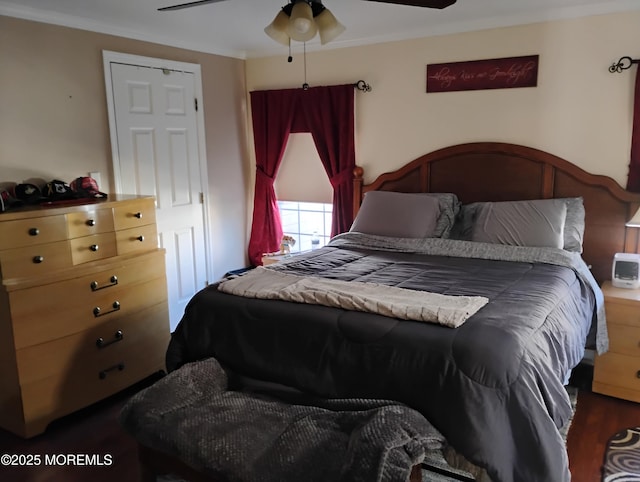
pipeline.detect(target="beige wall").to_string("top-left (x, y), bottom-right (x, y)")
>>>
top-left (246, 12), bottom-right (640, 189)
top-left (0, 15), bottom-right (250, 278)
top-left (3, 11), bottom-right (639, 275)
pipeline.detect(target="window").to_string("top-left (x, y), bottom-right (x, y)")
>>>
top-left (278, 200), bottom-right (332, 252)
top-left (274, 133), bottom-right (333, 253)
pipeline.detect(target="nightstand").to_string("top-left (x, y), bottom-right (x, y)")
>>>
top-left (592, 281), bottom-right (640, 402)
top-left (261, 250), bottom-right (311, 266)
top-left (261, 252), bottom-right (292, 266)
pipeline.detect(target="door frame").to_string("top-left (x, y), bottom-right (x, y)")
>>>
top-left (102, 50), bottom-right (213, 283)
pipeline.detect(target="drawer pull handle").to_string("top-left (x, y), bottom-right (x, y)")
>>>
top-left (93, 301), bottom-right (121, 317)
top-left (637, 370), bottom-right (640, 379)
top-left (136, 235), bottom-right (145, 242)
top-left (90, 275), bottom-right (118, 291)
top-left (86, 219), bottom-right (96, 227)
top-left (90, 244), bottom-right (99, 252)
top-left (99, 363), bottom-right (125, 380)
top-left (134, 212), bottom-right (142, 219)
top-left (96, 330), bottom-right (124, 348)
top-left (29, 228), bottom-right (39, 236)
top-left (33, 256), bottom-right (44, 264)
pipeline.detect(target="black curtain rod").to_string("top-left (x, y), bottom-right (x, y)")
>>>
top-left (609, 56), bottom-right (640, 73)
top-left (353, 80), bottom-right (372, 92)
top-left (301, 80), bottom-right (372, 91)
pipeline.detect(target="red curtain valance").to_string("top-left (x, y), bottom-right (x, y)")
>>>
top-left (248, 84), bottom-right (356, 266)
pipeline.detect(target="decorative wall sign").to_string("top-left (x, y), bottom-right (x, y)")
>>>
top-left (426, 55), bottom-right (539, 93)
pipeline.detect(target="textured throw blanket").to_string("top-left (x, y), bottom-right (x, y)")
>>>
top-left (120, 357), bottom-right (445, 482)
top-left (218, 266), bottom-right (489, 328)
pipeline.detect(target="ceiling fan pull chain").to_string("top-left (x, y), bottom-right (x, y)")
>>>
top-left (302, 42), bottom-right (309, 90)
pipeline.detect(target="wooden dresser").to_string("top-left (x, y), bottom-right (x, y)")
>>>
top-left (0, 195), bottom-right (170, 437)
top-left (593, 281), bottom-right (640, 403)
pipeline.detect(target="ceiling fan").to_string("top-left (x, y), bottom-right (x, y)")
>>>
top-left (158, 0), bottom-right (456, 46)
top-left (157, 0), bottom-right (457, 13)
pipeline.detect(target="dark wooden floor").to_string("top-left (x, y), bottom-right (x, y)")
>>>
top-left (0, 376), bottom-right (156, 482)
top-left (0, 372), bottom-right (638, 482)
top-left (566, 389), bottom-right (640, 482)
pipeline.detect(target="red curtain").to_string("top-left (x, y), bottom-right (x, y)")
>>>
top-left (247, 85), bottom-right (356, 266)
top-left (247, 90), bottom-right (296, 266)
top-left (301, 85), bottom-right (356, 237)
top-left (626, 67), bottom-right (640, 191)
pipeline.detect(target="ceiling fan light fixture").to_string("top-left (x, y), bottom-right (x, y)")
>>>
top-left (264, 9), bottom-right (291, 46)
top-left (287, 1), bottom-right (318, 42)
top-left (315, 7), bottom-right (345, 45)
top-left (264, 1), bottom-right (346, 46)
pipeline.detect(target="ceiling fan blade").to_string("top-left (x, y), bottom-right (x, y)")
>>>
top-left (158, 0), bottom-right (227, 12)
top-left (363, 0), bottom-right (456, 9)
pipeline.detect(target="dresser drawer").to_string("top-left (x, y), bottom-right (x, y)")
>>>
top-left (116, 224), bottom-right (158, 255)
top-left (67, 208), bottom-right (114, 238)
top-left (16, 303), bottom-right (169, 385)
top-left (0, 215), bottom-right (68, 250)
top-left (69, 232), bottom-right (117, 265)
top-left (604, 300), bottom-right (640, 328)
top-left (10, 275), bottom-right (168, 348)
top-left (607, 323), bottom-right (640, 357)
top-left (0, 241), bottom-right (72, 279)
top-left (113, 198), bottom-right (156, 230)
top-left (85, 251), bottom-right (166, 292)
top-left (17, 303), bottom-right (169, 431)
top-left (594, 351), bottom-right (640, 393)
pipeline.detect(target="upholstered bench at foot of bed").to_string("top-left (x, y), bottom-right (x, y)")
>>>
top-left (119, 357), bottom-right (447, 482)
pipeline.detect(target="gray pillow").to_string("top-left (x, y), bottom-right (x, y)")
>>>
top-left (449, 202), bottom-right (481, 241)
top-left (350, 191), bottom-right (441, 238)
top-left (471, 199), bottom-right (567, 248)
top-left (562, 197), bottom-right (585, 253)
top-left (422, 193), bottom-right (461, 238)
top-left (451, 197), bottom-right (585, 252)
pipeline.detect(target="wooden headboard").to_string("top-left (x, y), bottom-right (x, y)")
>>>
top-left (353, 142), bottom-right (640, 284)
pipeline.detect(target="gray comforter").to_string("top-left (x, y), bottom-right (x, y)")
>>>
top-left (166, 234), bottom-right (600, 482)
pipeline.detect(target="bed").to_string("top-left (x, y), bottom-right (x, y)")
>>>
top-left (166, 142), bottom-right (640, 482)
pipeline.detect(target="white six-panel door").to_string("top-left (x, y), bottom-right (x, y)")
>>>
top-left (103, 52), bottom-right (209, 331)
